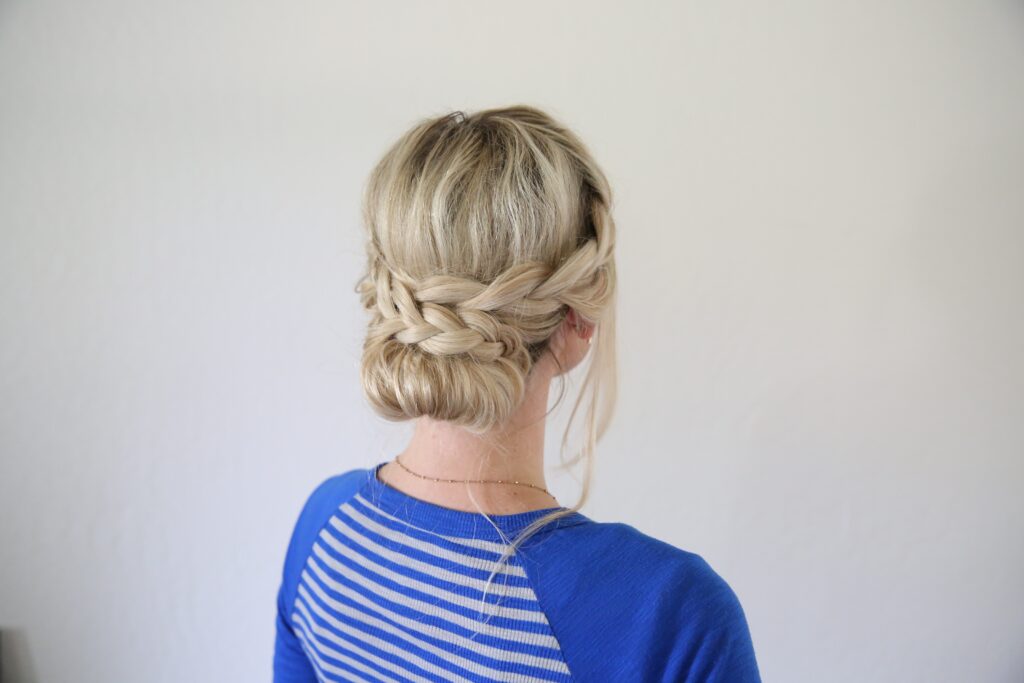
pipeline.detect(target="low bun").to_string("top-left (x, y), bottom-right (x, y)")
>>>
top-left (357, 242), bottom-right (610, 431)
top-left (360, 337), bottom-right (530, 434)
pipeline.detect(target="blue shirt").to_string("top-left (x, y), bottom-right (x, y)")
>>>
top-left (274, 461), bottom-right (762, 682)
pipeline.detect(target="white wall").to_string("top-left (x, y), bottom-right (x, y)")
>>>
top-left (2, 1), bottom-right (1022, 681)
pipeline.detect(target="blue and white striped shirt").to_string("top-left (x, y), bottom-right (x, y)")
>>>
top-left (273, 462), bottom-right (761, 682)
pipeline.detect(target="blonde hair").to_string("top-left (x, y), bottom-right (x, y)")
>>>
top-left (356, 104), bottom-right (618, 610)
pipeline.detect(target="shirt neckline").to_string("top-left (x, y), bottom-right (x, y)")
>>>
top-left (358, 460), bottom-right (592, 539)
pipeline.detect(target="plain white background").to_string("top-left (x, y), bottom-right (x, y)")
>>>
top-left (2, 1), bottom-right (1022, 681)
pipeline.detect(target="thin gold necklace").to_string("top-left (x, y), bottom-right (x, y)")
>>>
top-left (392, 454), bottom-right (558, 502)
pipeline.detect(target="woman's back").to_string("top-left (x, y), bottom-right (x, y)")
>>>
top-left (274, 463), bottom-right (760, 682)
top-left (274, 105), bottom-right (761, 681)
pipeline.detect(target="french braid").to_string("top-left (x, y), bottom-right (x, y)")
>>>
top-left (358, 228), bottom-right (612, 363)
top-left (358, 219), bottom-right (612, 431)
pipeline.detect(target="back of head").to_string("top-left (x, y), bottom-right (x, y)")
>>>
top-left (357, 105), bottom-right (617, 436)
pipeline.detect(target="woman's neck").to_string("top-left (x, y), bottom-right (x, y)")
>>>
top-left (376, 367), bottom-right (560, 514)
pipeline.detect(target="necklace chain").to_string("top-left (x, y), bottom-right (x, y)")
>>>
top-left (393, 454), bottom-right (557, 501)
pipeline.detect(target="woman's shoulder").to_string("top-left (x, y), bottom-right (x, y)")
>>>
top-left (294, 467), bottom-right (369, 520)
top-left (279, 468), bottom-right (370, 568)
top-left (519, 518), bottom-right (761, 681)
top-left (528, 517), bottom-right (742, 609)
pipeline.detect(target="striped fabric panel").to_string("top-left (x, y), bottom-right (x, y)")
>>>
top-left (290, 491), bottom-right (573, 683)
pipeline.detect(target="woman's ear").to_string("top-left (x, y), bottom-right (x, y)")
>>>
top-left (539, 309), bottom-right (595, 379)
top-left (566, 308), bottom-right (595, 341)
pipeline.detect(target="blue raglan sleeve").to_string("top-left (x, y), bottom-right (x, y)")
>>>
top-left (665, 559), bottom-right (762, 683)
top-left (273, 469), bottom-right (368, 682)
top-left (518, 522), bottom-right (762, 682)
top-left (274, 575), bottom-right (317, 682)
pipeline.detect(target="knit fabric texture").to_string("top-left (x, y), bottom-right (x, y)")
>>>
top-left (273, 462), bottom-right (762, 682)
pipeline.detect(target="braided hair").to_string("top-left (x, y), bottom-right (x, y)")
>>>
top-left (357, 105), bottom-right (616, 436)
